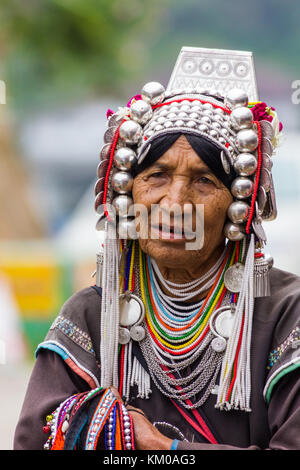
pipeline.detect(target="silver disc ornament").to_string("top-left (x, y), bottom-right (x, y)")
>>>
top-left (211, 337), bottom-right (227, 353)
top-left (120, 292), bottom-right (144, 327)
top-left (215, 309), bottom-right (235, 338)
top-left (130, 325), bottom-right (146, 342)
top-left (119, 327), bottom-right (131, 345)
top-left (224, 263), bottom-right (245, 293)
top-left (119, 292), bottom-right (146, 342)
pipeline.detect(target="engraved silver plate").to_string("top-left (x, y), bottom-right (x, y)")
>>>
top-left (224, 263), bottom-right (245, 293)
top-left (215, 310), bottom-right (235, 338)
top-left (167, 47), bottom-right (259, 101)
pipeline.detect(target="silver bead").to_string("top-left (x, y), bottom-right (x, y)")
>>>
top-left (175, 120), bottom-right (185, 127)
top-left (224, 88), bottom-right (248, 110)
top-left (118, 219), bottom-right (137, 239)
top-left (180, 104), bottom-right (190, 112)
top-left (178, 111), bottom-right (188, 118)
top-left (199, 124), bottom-right (209, 132)
top-left (186, 120), bottom-right (196, 128)
top-left (224, 222), bottom-right (245, 241)
top-left (236, 129), bottom-right (259, 152)
top-left (126, 443), bottom-right (132, 450)
top-left (112, 195), bottom-right (133, 217)
top-left (154, 124), bottom-right (164, 131)
top-left (201, 116), bottom-right (211, 124)
top-left (234, 153), bottom-right (257, 176)
top-left (111, 171), bottom-right (133, 194)
top-left (229, 106), bottom-right (253, 130)
top-left (164, 120), bottom-right (173, 128)
top-left (119, 120), bottom-right (143, 145)
top-left (190, 112), bottom-right (200, 120)
top-left (129, 100), bottom-right (153, 124)
top-left (231, 177), bottom-right (254, 199)
top-left (141, 82), bottom-right (165, 105)
top-left (114, 147), bottom-right (137, 170)
top-left (125, 435), bottom-right (131, 443)
top-left (209, 129), bottom-right (219, 138)
top-left (227, 201), bottom-right (250, 224)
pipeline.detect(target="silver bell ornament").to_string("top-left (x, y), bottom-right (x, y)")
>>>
top-left (227, 201), bottom-right (250, 224)
top-left (141, 82), bottom-right (165, 105)
top-left (229, 106), bottom-right (253, 130)
top-left (236, 129), bottom-right (259, 152)
top-left (234, 153), bottom-right (258, 176)
top-left (119, 120), bottom-right (143, 145)
top-left (231, 177), bottom-right (254, 199)
top-left (118, 218), bottom-right (137, 239)
top-left (224, 88), bottom-right (248, 110)
top-left (130, 100), bottom-right (153, 124)
top-left (224, 222), bottom-right (245, 241)
top-left (112, 171), bottom-right (133, 194)
top-left (112, 194), bottom-right (133, 217)
top-left (114, 147), bottom-right (137, 171)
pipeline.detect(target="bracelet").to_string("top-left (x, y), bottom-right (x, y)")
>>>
top-left (171, 439), bottom-right (179, 450)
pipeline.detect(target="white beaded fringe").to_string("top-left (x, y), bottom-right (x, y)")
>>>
top-left (100, 222), bottom-right (120, 389)
top-left (216, 235), bottom-right (255, 412)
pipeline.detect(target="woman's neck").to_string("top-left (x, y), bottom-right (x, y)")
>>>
top-left (150, 242), bottom-right (226, 302)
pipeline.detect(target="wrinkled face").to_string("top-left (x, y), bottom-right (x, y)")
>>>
top-left (132, 135), bottom-right (233, 271)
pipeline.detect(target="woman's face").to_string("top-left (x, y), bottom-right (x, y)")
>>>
top-left (132, 135), bottom-right (233, 272)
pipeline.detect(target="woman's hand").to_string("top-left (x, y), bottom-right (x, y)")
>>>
top-left (126, 405), bottom-right (172, 450)
top-left (110, 387), bottom-right (172, 450)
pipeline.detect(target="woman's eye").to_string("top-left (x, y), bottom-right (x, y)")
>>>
top-left (195, 176), bottom-right (213, 185)
top-left (148, 172), bottom-right (167, 179)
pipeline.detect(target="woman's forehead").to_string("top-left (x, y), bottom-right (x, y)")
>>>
top-left (150, 137), bottom-right (212, 172)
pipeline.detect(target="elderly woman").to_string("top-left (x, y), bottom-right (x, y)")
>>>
top-left (14, 48), bottom-right (300, 451)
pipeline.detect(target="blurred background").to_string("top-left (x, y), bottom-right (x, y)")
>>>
top-left (0, 0), bottom-right (300, 449)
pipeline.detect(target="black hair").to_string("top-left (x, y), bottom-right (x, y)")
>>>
top-left (133, 132), bottom-right (235, 190)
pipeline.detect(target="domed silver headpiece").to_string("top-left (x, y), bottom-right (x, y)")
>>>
top-left (94, 47), bottom-right (282, 247)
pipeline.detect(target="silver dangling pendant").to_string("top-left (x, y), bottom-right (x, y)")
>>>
top-left (119, 291), bottom-right (146, 343)
top-left (209, 305), bottom-right (236, 352)
top-left (253, 252), bottom-right (273, 297)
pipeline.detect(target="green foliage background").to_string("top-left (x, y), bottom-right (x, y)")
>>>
top-left (0, 0), bottom-right (299, 112)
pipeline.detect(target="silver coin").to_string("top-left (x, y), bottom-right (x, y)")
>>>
top-left (258, 186), bottom-right (267, 214)
top-left (130, 325), bottom-right (146, 342)
top-left (120, 296), bottom-right (142, 327)
top-left (224, 263), bottom-right (245, 293)
top-left (252, 219), bottom-right (267, 242)
top-left (211, 336), bottom-right (227, 353)
top-left (260, 167), bottom-right (271, 192)
top-left (259, 120), bottom-right (275, 140)
top-left (104, 126), bottom-right (117, 144)
top-left (100, 143), bottom-right (111, 161)
top-left (119, 327), bottom-right (131, 344)
top-left (262, 153), bottom-right (273, 171)
top-left (215, 310), bottom-right (235, 338)
top-left (261, 137), bottom-right (273, 156)
top-left (220, 150), bottom-right (231, 175)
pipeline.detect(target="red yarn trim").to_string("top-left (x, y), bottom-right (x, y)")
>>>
top-left (103, 120), bottom-right (125, 221)
top-left (152, 98), bottom-right (231, 114)
top-left (245, 121), bottom-right (262, 234)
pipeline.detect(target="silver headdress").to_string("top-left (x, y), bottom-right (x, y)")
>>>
top-left (94, 47), bottom-right (282, 410)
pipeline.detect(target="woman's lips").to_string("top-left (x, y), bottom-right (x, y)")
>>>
top-left (150, 224), bottom-right (195, 242)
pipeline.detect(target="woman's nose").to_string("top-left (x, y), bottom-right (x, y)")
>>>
top-left (160, 176), bottom-right (191, 209)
